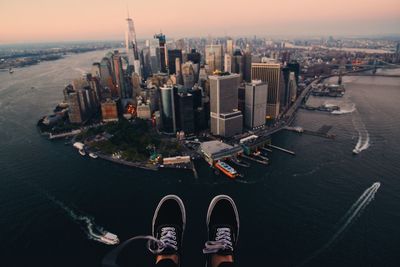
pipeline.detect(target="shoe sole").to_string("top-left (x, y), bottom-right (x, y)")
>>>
top-left (152, 195), bottom-right (186, 242)
top-left (206, 195), bottom-right (240, 244)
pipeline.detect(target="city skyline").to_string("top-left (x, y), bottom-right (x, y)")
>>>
top-left (1, 0), bottom-right (400, 44)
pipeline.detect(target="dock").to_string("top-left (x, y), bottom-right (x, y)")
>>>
top-left (240, 154), bottom-right (269, 165)
top-left (268, 144), bottom-right (296, 156)
top-left (260, 147), bottom-right (273, 153)
top-left (49, 129), bottom-right (81, 140)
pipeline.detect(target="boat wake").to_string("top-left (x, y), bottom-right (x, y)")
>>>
top-left (352, 113), bottom-right (370, 154)
top-left (298, 182), bottom-right (381, 266)
top-left (235, 179), bottom-right (257, 184)
top-left (331, 105), bottom-right (356, 115)
top-left (46, 194), bottom-right (118, 245)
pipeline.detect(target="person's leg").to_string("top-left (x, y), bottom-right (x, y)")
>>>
top-left (203, 195), bottom-right (240, 267)
top-left (152, 195), bottom-right (186, 267)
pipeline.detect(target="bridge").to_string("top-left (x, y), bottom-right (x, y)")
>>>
top-left (346, 73), bottom-right (400, 78)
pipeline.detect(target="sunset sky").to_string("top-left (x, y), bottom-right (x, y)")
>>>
top-left (1, 0), bottom-right (399, 44)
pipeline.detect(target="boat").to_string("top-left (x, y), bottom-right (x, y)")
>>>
top-left (89, 152), bottom-right (98, 159)
top-left (99, 232), bottom-right (119, 245)
top-left (215, 161), bottom-right (238, 179)
top-left (79, 149), bottom-right (86, 156)
top-left (9, 68), bottom-right (14, 74)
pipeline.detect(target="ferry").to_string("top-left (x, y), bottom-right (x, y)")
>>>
top-left (99, 232), bottom-right (119, 245)
top-left (79, 149), bottom-right (86, 156)
top-left (215, 161), bottom-right (238, 179)
top-left (89, 152), bottom-right (98, 159)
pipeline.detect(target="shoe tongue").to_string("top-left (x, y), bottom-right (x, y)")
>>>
top-left (155, 224), bottom-right (181, 255)
top-left (211, 225), bottom-right (234, 255)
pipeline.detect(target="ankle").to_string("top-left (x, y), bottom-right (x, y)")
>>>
top-left (211, 254), bottom-right (233, 267)
top-left (156, 254), bottom-right (179, 265)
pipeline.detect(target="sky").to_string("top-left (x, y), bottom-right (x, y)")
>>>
top-left (1, 0), bottom-right (400, 44)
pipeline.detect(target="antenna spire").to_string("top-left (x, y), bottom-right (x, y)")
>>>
top-left (126, 2), bottom-right (130, 19)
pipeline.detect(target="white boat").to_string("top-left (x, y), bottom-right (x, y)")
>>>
top-left (100, 232), bottom-right (119, 245)
top-left (89, 152), bottom-right (98, 159)
top-left (79, 149), bottom-right (86, 156)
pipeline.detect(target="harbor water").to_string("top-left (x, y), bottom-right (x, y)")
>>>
top-left (0, 50), bottom-right (400, 267)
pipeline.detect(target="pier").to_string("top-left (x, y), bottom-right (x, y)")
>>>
top-left (268, 144), bottom-right (296, 156)
top-left (49, 129), bottom-right (81, 140)
top-left (260, 147), bottom-right (273, 153)
top-left (239, 154), bottom-right (269, 165)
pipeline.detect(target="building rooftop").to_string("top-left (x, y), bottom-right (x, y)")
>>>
top-left (200, 140), bottom-right (234, 156)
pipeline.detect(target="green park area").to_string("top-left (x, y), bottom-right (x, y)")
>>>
top-left (77, 119), bottom-right (182, 162)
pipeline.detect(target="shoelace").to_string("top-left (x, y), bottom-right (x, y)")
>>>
top-left (102, 227), bottom-right (178, 267)
top-left (203, 227), bottom-right (233, 254)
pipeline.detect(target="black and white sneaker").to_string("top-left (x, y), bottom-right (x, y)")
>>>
top-left (151, 195), bottom-right (186, 257)
top-left (203, 195), bottom-right (240, 258)
top-left (102, 195), bottom-right (186, 267)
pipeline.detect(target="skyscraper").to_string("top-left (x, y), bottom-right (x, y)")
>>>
top-left (167, 49), bottom-right (182, 74)
top-left (224, 53), bottom-right (232, 73)
top-left (112, 51), bottom-right (127, 98)
top-left (125, 13), bottom-right (141, 77)
top-left (160, 85), bottom-right (178, 133)
top-left (226, 39), bottom-right (234, 56)
top-left (205, 44), bottom-right (223, 73)
top-left (182, 62), bottom-right (195, 89)
top-left (243, 44), bottom-right (252, 83)
top-left (154, 33), bottom-right (167, 73)
top-left (244, 81), bottom-right (267, 129)
top-left (209, 73), bottom-right (243, 137)
top-left (232, 49), bottom-right (244, 81)
top-left (251, 63), bottom-right (281, 119)
top-left (178, 93), bottom-right (195, 134)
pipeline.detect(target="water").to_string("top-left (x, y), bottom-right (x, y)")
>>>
top-left (1, 51), bottom-right (400, 267)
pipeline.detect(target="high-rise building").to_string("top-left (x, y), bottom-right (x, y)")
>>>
top-left (65, 90), bottom-right (84, 124)
top-left (112, 51), bottom-right (127, 99)
top-left (178, 93), bottom-right (195, 134)
top-left (182, 62), bottom-right (195, 89)
top-left (125, 13), bottom-right (141, 76)
top-left (226, 39), bottom-right (234, 56)
top-left (167, 49), bottom-right (183, 74)
top-left (224, 53), bottom-right (232, 73)
top-left (154, 33), bottom-right (167, 73)
top-left (175, 57), bottom-right (182, 85)
top-left (232, 49), bottom-right (244, 81)
top-left (243, 45), bottom-right (252, 83)
top-left (288, 72), bottom-right (298, 103)
top-left (187, 49), bottom-right (201, 64)
top-left (91, 63), bottom-right (101, 78)
top-left (287, 61), bottom-right (300, 84)
top-left (251, 63), bottom-right (281, 119)
top-left (160, 85), bottom-right (178, 133)
top-left (209, 73), bottom-right (243, 137)
top-left (101, 99), bottom-right (119, 122)
top-left (205, 44), bottom-right (223, 73)
top-left (99, 57), bottom-right (115, 92)
top-left (244, 81), bottom-right (267, 129)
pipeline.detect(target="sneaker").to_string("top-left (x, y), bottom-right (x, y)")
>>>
top-left (102, 195), bottom-right (186, 267)
top-left (152, 195), bottom-right (186, 257)
top-left (203, 195), bottom-right (240, 258)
